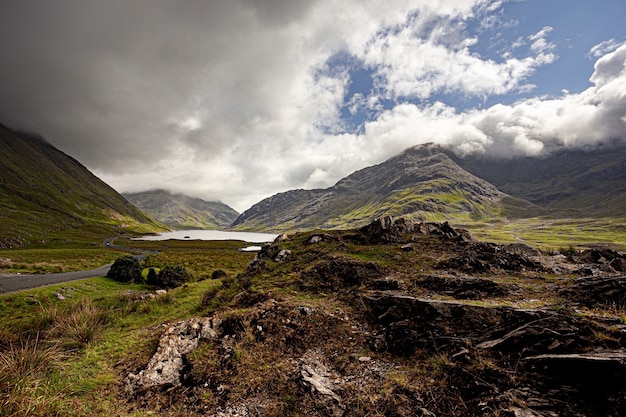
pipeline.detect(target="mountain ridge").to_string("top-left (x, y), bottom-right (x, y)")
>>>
top-left (232, 143), bottom-right (536, 231)
top-left (0, 123), bottom-right (165, 247)
top-left (447, 143), bottom-right (626, 216)
top-left (123, 190), bottom-right (239, 230)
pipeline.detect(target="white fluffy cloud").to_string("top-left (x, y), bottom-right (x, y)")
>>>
top-left (0, 1), bottom-right (624, 212)
top-left (357, 41), bottom-right (626, 160)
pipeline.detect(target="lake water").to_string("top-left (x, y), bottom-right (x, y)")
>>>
top-left (134, 230), bottom-right (278, 243)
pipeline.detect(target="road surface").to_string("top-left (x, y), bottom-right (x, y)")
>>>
top-left (0, 263), bottom-right (113, 294)
top-left (0, 238), bottom-right (153, 294)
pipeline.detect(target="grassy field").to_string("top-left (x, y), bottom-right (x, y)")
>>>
top-left (462, 216), bottom-right (626, 251)
top-left (0, 248), bottom-right (130, 274)
top-left (0, 239), bottom-right (254, 416)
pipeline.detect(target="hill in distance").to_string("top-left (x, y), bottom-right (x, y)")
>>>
top-left (123, 190), bottom-right (239, 230)
top-left (0, 123), bottom-right (166, 248)
top-left (232, 143), bottom-right (538, 232)
top-left (447, 143), bottom-right (626, 217)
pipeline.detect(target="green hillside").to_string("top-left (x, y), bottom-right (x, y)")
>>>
top-left (123, 190), bottom-right (239, 230)
top-left (232, 144), bottom-right (536, 231)
top-left (0, 124), bottom-right (166, 247)
top-left (448, 144), bottom-right (626, 217)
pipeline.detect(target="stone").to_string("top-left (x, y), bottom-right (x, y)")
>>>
top-left (125, 317), bottom-right (222, 392)
top-left (309, 235), bottom-right (323, 244)
top-left (52, 291), bottom-right (65, 300)
top-left (274, 249), bottom-right (292, 262)
top-left (299, 355), bottom-right (345, 417)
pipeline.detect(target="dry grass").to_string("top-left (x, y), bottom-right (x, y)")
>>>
top-left (0, 334), bottom-right (65, 417)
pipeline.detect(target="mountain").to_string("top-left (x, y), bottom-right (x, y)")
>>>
top-left (123, 190), bottom-right (239, 230)
top-left (447, 143), bottom-right (626, 217)
top-left (232, 143), bottom-right (536, 231)
top-left (0, 123), bottom-right (165, 247)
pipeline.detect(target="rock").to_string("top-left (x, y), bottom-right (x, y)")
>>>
top-left (359, 216), bottom-right (471, 243)
top-left (299, 255), bottom-right (384, 291)
top-left (400, 243), bottom-right (413, 251)
top-left (299, 355), bottom-right (345, 417)
top-left (437, 241), bottom-right (543, 273)
top-left (52, 291), bottom-right (65, 300)
top-left (309, 235), bottom-right (323, 244)
top-left (125, 317), bottom-right (222, 392)
top-left (522, 350), bottom-right (626, 389)
top-left (416, 273), bottom-right (513, 299)
top-left (274, 249), bottom-right (292, 262)
top-left (560, 274), bottom-right (626, 308)
top-left (368, 277), bottom-right (402, 290)
top-left (155, 289), bottom-right (167, 296)
top-left (504, 243), bottom-right (541, 257)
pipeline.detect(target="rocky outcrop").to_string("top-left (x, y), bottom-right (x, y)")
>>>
top-left (299, 353), bottom-right (345, 417)
top-left (125, 317), bottom-right (223, 392)
top-left (358, 215), bottom-right (472, 244)
top-left (559, 274), bottom-right (626, 308)
top-left (122, 218), bottom-right (626, 416)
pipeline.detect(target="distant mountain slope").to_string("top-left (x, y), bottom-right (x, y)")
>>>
top-left (447, 144), bottom-right (626, 216)
top-left (123, 190), bottom-right (239, 230)
top-left (232, 143), bottom-right (535, 231)
top-left (0, 123), bottom-right (165, 247)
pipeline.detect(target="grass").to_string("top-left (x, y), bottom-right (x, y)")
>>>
top-left (0, 238), bottom-right (255, 416)
top-left (463, 216), bottom-right (626, 251)
top-left (0, 248), bottom-right (129, 274)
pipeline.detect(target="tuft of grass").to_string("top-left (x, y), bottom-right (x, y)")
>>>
top-left (47, 298), bottom-right (109, 351)
top-left (0, 334), bottom-right (66, 417)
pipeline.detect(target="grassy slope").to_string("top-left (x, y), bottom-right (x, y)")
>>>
top-left (0, 124), bottom-right (166, 247)
top-left (123, 190), bottom-right (239, 230)
top-left (0, 240), bottom-right (255, 416)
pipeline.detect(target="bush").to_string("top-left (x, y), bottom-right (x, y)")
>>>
top-left (146, 268), bottom-right (158, 285)
top-left (155, 265), bottom-right (193, 289)
top-left (107, 256), bottom-right (142, 283)
top-left (211, 269), bottom-right (227, 280)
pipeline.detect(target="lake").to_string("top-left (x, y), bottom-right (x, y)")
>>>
top-left (134, 230), bottom-right (278, 243)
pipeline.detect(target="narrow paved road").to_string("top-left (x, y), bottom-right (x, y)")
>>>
top-left (0, 238), bottom-right (154, 294)
top-left (0, 263), bottom-right (113, 294)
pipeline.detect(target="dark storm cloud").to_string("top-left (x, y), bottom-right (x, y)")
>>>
top-left (0, 1), bottom-right (624, 212)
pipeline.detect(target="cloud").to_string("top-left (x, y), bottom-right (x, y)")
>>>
top-left (588, 39), bottom-right (622, 59)
top-left (0, 1), bottom-right (623, 212)
top-left (358, 41), bottom-right (626, 159)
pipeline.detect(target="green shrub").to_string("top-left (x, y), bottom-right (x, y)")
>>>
top-left (155, 265), bottom-right (193, 289)
top-left (146, 267), bottom-right (158, 285)
top-left (107, 256), bottom-right (142, 283)
top-left (211, 269), bottom-right (227, 280)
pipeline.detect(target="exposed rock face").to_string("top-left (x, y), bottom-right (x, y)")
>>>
top-left (299, 353), bottom-right (345, 417)
top-left (358, 215), bottom-right (472, 244)
top-left (126, 317), bottom-right (223, 392)
top-left (560, 274), bottom-right (626, 308)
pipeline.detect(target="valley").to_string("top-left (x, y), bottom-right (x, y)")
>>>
top-left (0, 124), bottom-right (625, 416)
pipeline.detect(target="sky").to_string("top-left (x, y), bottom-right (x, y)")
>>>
top-left (0, 0), bottom-right (625, 212)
